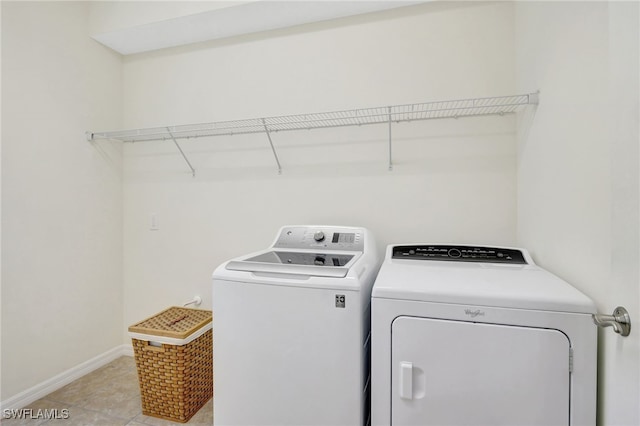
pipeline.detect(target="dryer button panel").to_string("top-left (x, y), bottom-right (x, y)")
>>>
top-left (392, 245), bottom-right (527, 264)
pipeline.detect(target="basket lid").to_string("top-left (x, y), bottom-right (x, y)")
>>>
top-left (128, 306), bottom-right (212, 339)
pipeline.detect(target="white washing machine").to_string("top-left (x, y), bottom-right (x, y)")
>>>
top-left (371, 244), bottom-right (597, 426)
top-left (212, 225), bottom-right (379, 426)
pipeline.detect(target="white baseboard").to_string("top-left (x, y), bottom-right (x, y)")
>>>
top-left (0, 344), bottom-right (132, 411)
top-left (121, 344), bottom-right (134, 357)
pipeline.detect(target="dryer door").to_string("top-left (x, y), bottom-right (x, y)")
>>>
top-left (391, 316), bottom-right (571, 426)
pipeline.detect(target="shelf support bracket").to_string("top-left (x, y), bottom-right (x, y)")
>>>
top-left (262, 119), bottom-right (282, 175)
top-left (167, 127), bottom-right (196, 177)
top-left (388, 106), bottom-right (393, 171)
top-left (528, 91), bottom-right (540, 105)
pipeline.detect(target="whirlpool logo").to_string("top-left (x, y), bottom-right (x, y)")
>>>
top-left (464, 308), bottom-right (485, 318)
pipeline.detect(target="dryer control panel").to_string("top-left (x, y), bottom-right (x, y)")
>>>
top-left (392, 245), bottom-right (527, 264)
top-left (273, 226), bottom-right (364, 251)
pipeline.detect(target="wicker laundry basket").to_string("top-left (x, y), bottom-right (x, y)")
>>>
top-left (128, 306), bottom-right (213, 423)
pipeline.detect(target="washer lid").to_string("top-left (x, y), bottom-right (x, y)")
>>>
top-left (226, 250), bottom-right (357, 278)
top-left (373, 246), bottom-right (596, 314)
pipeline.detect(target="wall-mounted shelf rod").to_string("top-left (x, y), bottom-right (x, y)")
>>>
top-left (86, 92), bottom-right (539, 174)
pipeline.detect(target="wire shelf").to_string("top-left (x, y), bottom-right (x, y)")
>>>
top-left (89, 93), bottom-right (537, 143)
top-left (87, 93), bottom-right (538, 174)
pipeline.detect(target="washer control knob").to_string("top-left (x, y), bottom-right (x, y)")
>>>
top-left (313, 231), bottom-right (325, 242)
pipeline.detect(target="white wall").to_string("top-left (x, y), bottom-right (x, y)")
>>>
top-left (1, 2), bottom-right (123, 401)
top-left (120, 1), bottom-right (518, 327)
top-left (515, 2), bottom-right (639, 424)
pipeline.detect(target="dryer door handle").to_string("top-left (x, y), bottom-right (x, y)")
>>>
top-left (399, 361), bottom-right (413, 400)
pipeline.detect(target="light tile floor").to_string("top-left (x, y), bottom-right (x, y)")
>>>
top-left (1, 357), bottom-right (213, 426)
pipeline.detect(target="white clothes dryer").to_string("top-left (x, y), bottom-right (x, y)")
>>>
top-left (213, 226), bottom-right (379, 426)
top-left (371, 244), bottom-right (597, 426)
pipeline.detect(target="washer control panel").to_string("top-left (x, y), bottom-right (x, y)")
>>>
top-left (392, 245), bottom-right (527, 264)
top-left (273, 226), bottom-right (364, 251)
